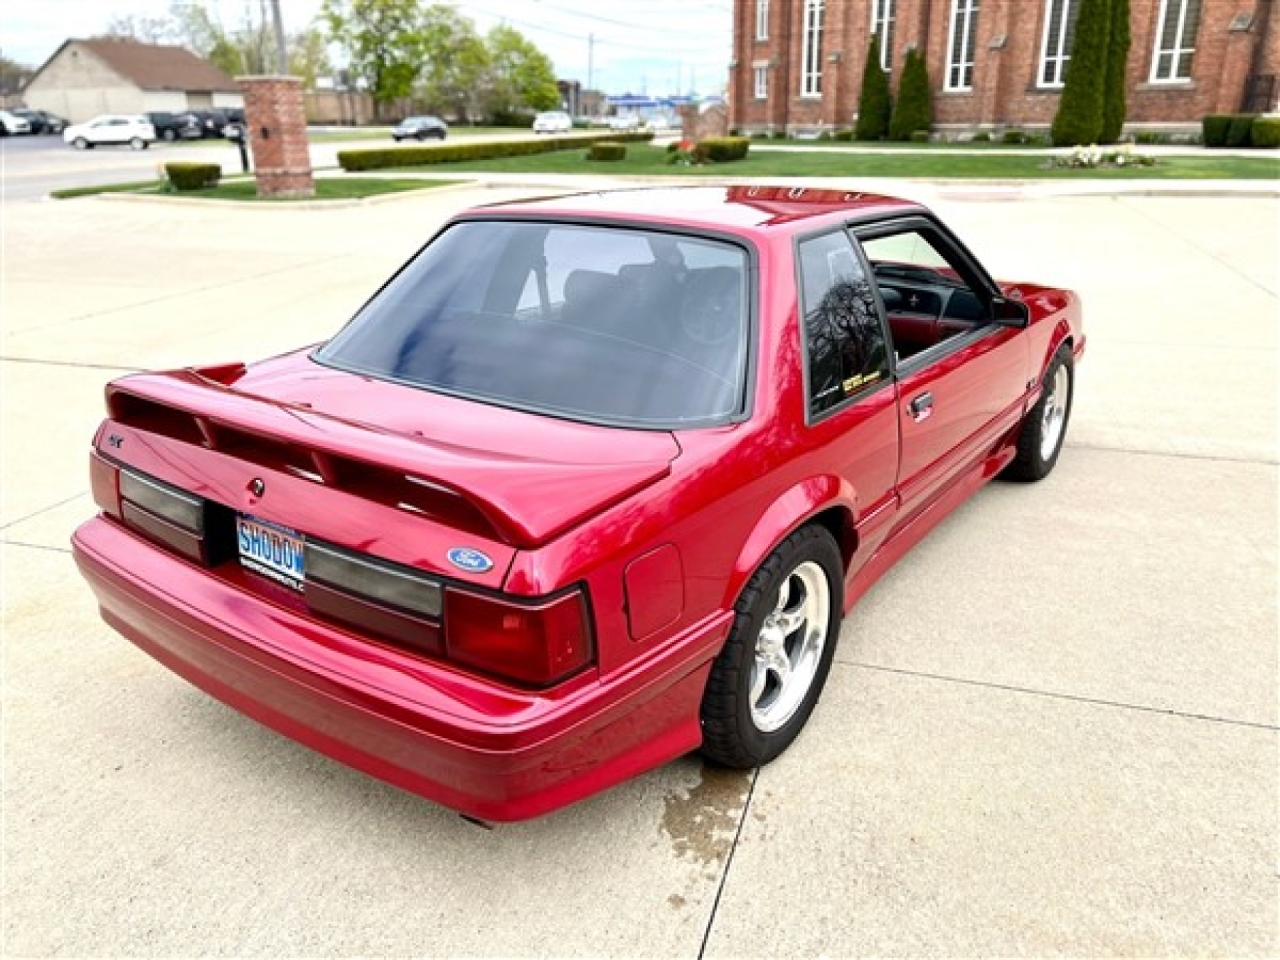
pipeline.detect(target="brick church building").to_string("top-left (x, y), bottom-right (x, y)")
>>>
top-left (729, 0), bottom-right (1280, 137)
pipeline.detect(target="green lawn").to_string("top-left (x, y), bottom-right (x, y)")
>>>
top-left (395, 145), bottom-right (1280, 179)
top-left (54, 177), bottom-right (464, 201)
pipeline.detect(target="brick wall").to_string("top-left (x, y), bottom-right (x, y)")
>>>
top-left (731, 0), bottom-right (1280, 136)
top-left (239, 76), bottom-right (314, 198)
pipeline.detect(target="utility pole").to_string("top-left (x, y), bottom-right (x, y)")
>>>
top-left (587, 33), bottom-right (595, 92)
top-left (269, 0), bottom-right (287, 74)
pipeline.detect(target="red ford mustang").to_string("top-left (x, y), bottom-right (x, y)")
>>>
top-left (73, 186), bottom-right (1084, 821)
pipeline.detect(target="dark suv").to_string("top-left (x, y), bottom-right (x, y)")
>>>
top-left (145, 112), bottom-right (201, 141)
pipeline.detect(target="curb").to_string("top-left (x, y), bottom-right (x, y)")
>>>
top-left (86, 179), bottom-right (479, 210)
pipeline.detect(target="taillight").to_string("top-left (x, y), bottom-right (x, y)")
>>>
top-left (444, 588), bottom-right (592, 687)
top-left (103, 460), bottom-right (230, 564)
top-left (89, 451), bottom-right (121, 519)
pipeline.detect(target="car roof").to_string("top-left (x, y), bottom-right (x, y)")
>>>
top-left (467, 185), bottom-right (924, 234)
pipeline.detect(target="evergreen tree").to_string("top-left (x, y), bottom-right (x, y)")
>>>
top-left (1051, 0), bottom-right (1111, 146)
top-left (1100, 0), bottom-right (1131, 143)
top-left (889, 48), bottom-right (932, 141)
top-left (855, 35), bottom-right (891, 141)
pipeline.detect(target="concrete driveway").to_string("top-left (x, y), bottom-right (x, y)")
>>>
top-left (2, 182), bottom-right (1275, 957)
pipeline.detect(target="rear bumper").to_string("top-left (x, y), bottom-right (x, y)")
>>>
top-left (72, 517), bottom-right (727, 821)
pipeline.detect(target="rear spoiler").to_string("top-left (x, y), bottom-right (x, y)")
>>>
top-left (104, 369), bottom-right (672, 548)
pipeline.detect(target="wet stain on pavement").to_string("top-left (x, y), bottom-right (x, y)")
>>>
top-left (660, 765), bottom-right (752, 866)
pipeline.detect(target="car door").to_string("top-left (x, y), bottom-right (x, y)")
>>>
top-left (853, 219), bottom-right (1028, 529)
top-left (796, 229), bottom-right (900, 570)
top-left (97, 118), bottom-right (125, 144)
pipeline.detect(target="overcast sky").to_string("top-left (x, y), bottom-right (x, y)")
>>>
top-left (3, 0), bottom-right (734, 96)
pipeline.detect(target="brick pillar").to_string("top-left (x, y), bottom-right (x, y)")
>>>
top-left (237, 75), bottom-right (314, 199)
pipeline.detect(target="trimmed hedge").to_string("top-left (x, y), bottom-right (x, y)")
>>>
top-left (1202, 115), bottom-right (1233, 147)
top-left (1226, 114), bottom-right (1258, 148)
top-left (1252, 118), bottom-right (1280, 149)
top-left (165, 162), bottom-right (221, 190)
top-left (1202, 114), bottom-right (1280, 149)
top-left (588, 141), bottom-right (627, 162)
top-left (698, 136), bottom-right (750, 162)
top-left (338, 131), bottom-right (654, 171)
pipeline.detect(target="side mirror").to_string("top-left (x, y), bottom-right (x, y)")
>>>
top-left (991, 295), bottom-right (1030, 328)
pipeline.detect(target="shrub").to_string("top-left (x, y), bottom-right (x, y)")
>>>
top-left (1226, 114), bottom-right (1258, 148)
top-left (698, 136), bottom-right (750, 162)
top-left (1051, 0), bottom-right (1110, 145)
top-left (833, 128), bottom-right (855, 141)
top-left (817, 130), bottom-right (832, 141)
top-left (489, 109), bottom-right (536, 128)
top-left (771, 130), bottom-right (789, 140)
top-left (1134, 131), bottom-right (1169, 145)
top-left (1251, 118), bottom-right (1280, 149)
top-left (910, 130), bottom-right (930, 143)
top-left (1002, 130), bottom-right (1028, 144)
top-left (165, 162), bottom-right (221, 190)
top-left (665, 141), bottom-right (681, 153)
top-left (855, 33), bottom-right (891, 141)
top-left (1202, 115), bottom-right (1233, 147)
top-left (971, 131), bottom-right (991, 142)
top-left (889, 48), bottom-right (932, 141)
top-left (1100, 0), bottom-right (1131, 143)
top-left (588, 141), bottom-right (626, 162)
top-left (337, 131), bottom-right (654, 171)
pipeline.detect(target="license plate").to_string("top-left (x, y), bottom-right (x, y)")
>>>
top-left (236, 515), bottom-right (305, 591)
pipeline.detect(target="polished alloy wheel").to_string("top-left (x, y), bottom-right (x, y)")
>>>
top-left (749, 560), bottom-right (831, 733)
top-left (1039, 363), bottom-right (1070, 461)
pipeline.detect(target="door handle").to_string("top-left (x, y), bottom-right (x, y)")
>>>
top-left (908, 392), bottom-right (934, 421)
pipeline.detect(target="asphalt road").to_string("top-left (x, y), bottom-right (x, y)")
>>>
top-left (0, 128), bottom-right (536, 201)
top-left (2, 181), bottom-right (1276, 956)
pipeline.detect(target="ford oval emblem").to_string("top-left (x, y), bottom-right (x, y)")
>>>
top-left (448, 547), bottom-right (494, 573)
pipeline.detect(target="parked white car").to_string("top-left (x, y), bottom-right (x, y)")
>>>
top-left (609, 114), bottom-right (642, 131)
top-left (0, 110), bottom-right (32, 135)
top-left (63, 115), bottom-right (156, 150)
top-left (532, 111), bottom-right (573, 134)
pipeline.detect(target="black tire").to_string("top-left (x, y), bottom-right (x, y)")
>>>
top-left (1003, 343), bottom-right (1074, 482)
top-left (432, 129), bottom-right (446, 140)
top-left (415, 132), bottom-right (426, 141)
top-left (72, 137), bottom-right (89, 150)
top-left (700, 525), bottom-right (843, 768)
top-left (162, 128), bottom-right (177, 142)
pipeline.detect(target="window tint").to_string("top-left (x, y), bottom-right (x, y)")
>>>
top-left (799, 232), bottom-right (890, 417)
top-left (318, 221), bottom-right (750, 429)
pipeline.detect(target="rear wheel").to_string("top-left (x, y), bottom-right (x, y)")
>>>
top-left (1003, 344), bottom-right (1073, 481)
top-left (162, 128), bottom-right (177, 142)
top-left (700, 526), bottom-right (843, 768)
top-left (72, 137), bottom-right (89, 150)
top-left (129, 137), bottom-right (146, 150)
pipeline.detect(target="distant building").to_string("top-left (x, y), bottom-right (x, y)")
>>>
top-left (23, 38), bottom-right (243, 122)
top-left (730, 0), bottom-right (1280, 136)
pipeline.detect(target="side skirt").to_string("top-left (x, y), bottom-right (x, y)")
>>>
top-left (843, 441), bottom-right (1017, 614)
